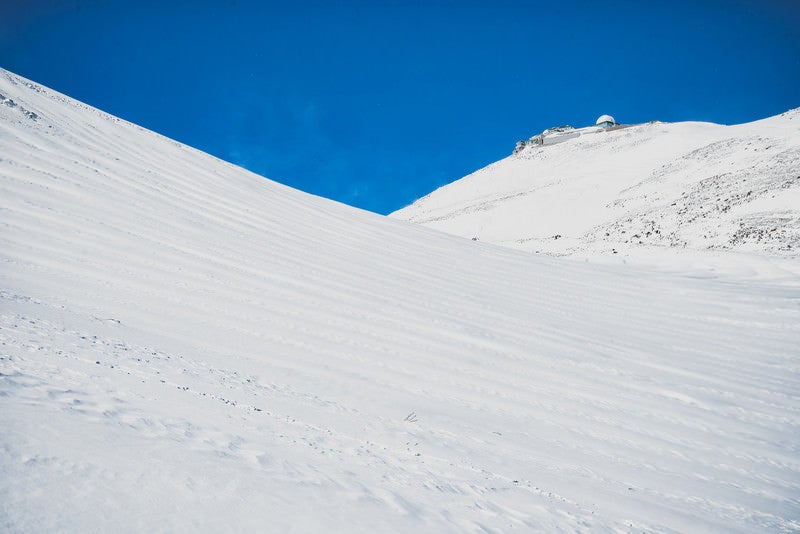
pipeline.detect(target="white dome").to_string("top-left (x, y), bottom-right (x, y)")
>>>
top-left (596, 114), bottom-right (616, 125)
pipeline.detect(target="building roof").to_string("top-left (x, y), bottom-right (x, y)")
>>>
top-left (596, 114), bottom-right (616, 125)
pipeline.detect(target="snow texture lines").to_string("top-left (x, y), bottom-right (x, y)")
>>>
top-left (2, 67), bottom-right (800, 532)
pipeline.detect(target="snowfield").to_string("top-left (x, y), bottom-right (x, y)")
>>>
top-left (1, 68), bottom-right (799, 532)
top-left (392, 110), bottom-right (800, 279)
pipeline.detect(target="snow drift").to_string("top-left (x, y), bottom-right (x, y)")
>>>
top-left (1, 68), bottom-right (799, 532)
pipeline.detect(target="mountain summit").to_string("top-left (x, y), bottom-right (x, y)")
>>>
top-left (392, 111), bottom-right (800, 273)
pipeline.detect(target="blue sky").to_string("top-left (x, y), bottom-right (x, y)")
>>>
top-left (2, 1), bottom-right (799, 214)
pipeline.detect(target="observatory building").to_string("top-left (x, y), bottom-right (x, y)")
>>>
top-left (596, 115), bottom-right (617, 128)
top-left (513, 114), bottom-right (622, 154)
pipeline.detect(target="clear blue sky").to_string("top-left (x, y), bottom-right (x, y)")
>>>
top-left (2, 1), bottom-right (798, 214)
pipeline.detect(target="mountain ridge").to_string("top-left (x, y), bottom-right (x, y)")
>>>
top-left (392, 110), bottom-right (800, 276)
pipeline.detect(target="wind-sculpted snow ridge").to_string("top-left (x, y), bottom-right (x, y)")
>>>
top-left (392, 110), bottom-right (800, 278)
top-left (1, 67), bottom-right (799, 532)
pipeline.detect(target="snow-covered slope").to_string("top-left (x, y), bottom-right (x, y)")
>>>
top-left (392, 113), bottom-right (800, 275)
top-left (2, 68), bottom-right (799, 532)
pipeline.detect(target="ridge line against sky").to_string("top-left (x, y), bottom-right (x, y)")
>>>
top-left (2, 0), bottom-right (799, 214)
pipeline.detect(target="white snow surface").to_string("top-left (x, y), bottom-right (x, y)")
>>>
top-left (392, 112), bottom-right (800, 280)
top-left (1, 68), bottom-right (800, 532)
